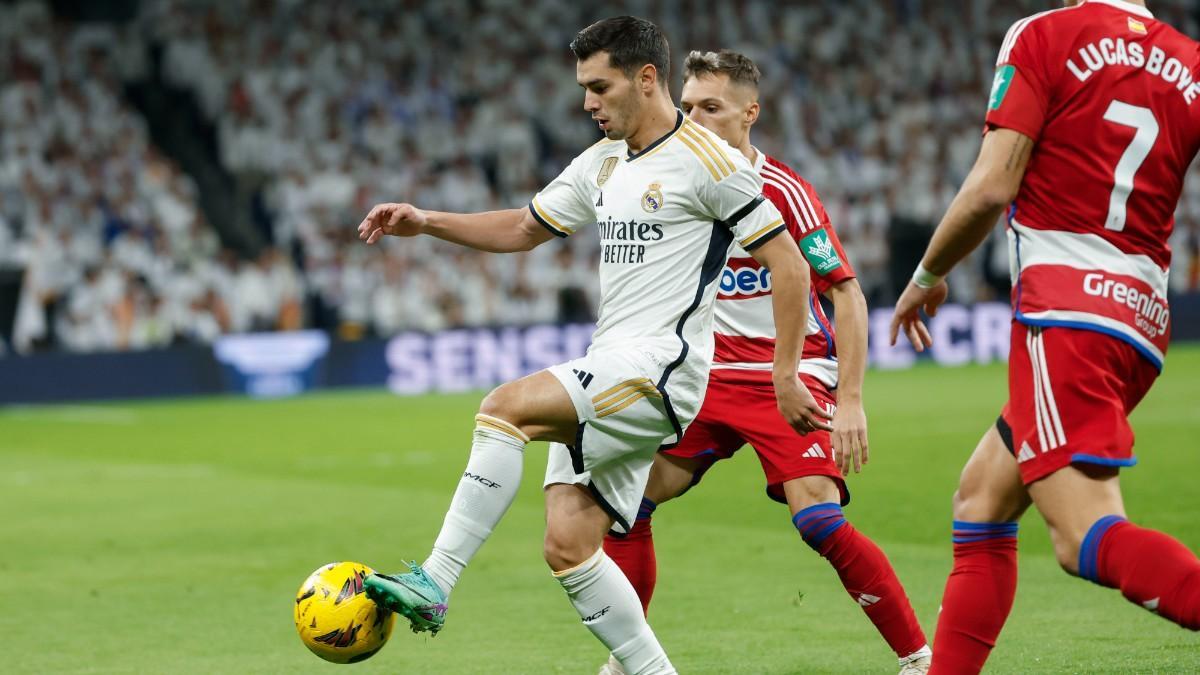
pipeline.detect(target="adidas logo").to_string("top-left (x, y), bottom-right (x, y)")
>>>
top-left (1017, 441), bottom-right (1036, 463)
top-left (572, 369), bottom-right (594, 388)
top-left (856, 593), bottom-right (881, 607)
top-left (801, 443), bottom-right (826, 459)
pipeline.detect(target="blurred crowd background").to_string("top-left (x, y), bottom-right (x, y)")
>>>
top-left (2, 0), bottom-right (1199, 355)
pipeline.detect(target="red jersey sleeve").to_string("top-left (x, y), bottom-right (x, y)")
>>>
top-left (760, 160), bottom-right (856, 295)
top-left (801, 198), bottom-right (855, 295)
top-left (985, 18), bottom-right (1054, 141)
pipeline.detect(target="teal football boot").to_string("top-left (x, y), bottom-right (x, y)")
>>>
top-left (363, 563), bottom-right (448, 635)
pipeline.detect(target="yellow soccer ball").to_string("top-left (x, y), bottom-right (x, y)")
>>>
top-left (294, 562), bottom-right (396, 664)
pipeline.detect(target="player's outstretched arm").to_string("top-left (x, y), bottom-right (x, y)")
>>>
top-left (358, 203), bottom-right (556, 253)
top-left (825, 278), bottom-right (869, 474)
top-left (751, 235), bottom-right (834, 435)
top-left (890, 127), bottom-right (1034, 350)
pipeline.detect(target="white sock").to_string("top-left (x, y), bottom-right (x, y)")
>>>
top-left (554, 549), bottom-right (675, 675)
top-left (422, 414), bottom-right (527, 596)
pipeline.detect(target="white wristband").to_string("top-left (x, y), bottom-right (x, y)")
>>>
top-left (912, 263), bottom-right (944, 289)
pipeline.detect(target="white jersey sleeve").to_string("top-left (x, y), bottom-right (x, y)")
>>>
top-left (528, 147), bottom-right (604, 238)
top-left (691, 131), bottom-right (786, 251)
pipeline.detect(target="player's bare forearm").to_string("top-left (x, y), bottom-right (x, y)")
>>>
top-left (827, 278), bottom-right (870, 472)
top-left (922, 128), bottom-right (1034, 275)
top-left (358, 203), bottom-right (554, 253)
top-left (751, 236), bottom-right (833, 434)
top-left (890, 128), bottom-right (1034, 350)
top-left (751, 236), bottom-right (809, 382)
top-left (423, 208), bottom-right (555, 253)
top-left (826, 278), bottom-right (867, 403)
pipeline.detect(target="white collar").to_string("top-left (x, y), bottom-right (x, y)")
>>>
top-left (751, 145), bottom-right (766, 173)
top-left (1085, 0), bottom-right (1154, 19)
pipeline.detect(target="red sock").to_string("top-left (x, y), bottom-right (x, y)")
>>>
top-left (602, 498), bottom-right (657, 615)
top-left (793, 504), bottom-right (927, 658)
top-left (928, 521), bottom-right (1019, 675)
top-left (1081, 516), bottom-right (1200, 630)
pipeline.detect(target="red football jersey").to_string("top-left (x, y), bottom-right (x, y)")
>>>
top-left (986, 0), bottom-right (1200, 369)
top-left (711, 151), bottom-right (855, 387)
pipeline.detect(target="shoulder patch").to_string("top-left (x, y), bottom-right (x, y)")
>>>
top-left (989, 65), bottom-right (1015, 110)
top-left (800, 230), bottom-right (842, 275)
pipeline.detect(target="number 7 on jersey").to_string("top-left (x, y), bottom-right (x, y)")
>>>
top-left (1102, 100), bottom-right (1158, 232)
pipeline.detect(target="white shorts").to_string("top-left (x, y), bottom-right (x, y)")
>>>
top-left (544, 346), bottom-right (701, 534)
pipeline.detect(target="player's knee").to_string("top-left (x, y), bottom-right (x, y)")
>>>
top-left (478, 384), bottom-right (520, 424)
top-left (1049, 529), bottom-right (1084, 575)
top-left (951, 480), bottom-right (1022, 523)
top-left (784, 475), bottom-right (840, 511)
top-left (950, 487), bottom-right (973, 520)
top-left (542, 529), bottom-right (590, 572)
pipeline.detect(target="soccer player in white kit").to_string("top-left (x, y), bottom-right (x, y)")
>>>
top-left (355, 17), bottom-right (829, 675)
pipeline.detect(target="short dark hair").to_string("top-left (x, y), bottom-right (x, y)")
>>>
top-left (682, 49), bottom-right (761, 90)
top-left (570, 16), bottom-right (670, 88)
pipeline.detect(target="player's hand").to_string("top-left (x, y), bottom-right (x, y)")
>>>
top-left (357, 203), bottom-right (428, 244)
top-left (831, 401), bottom-right (868, 475)
top-left (775, 375), bottom-right (834, 435)
top-left (888, 280), bottom-right (949, 352)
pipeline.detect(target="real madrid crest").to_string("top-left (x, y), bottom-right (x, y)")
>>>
top-left (641, 182), bottom-right (664, 213)
top-left (596, 157), bottom-right (618, 187)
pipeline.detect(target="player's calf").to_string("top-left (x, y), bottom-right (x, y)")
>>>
top-left (1027, 463), bottom-right (1125, 576)
top-left (930, 426), bottom-right (1028, 675)
top-left (603, 497), bottom-right (659, 615)
top-left (1029, 464), bottom-right (1200, 631)
top-left (787, 478), bottom-right (928, 665)
top-left (1077, 515), bottom-right (1200, 630)
top-left (547, 485), bottom-right (676, 674)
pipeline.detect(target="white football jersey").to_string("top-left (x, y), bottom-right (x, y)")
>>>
top-left (529, 112), bottom-right (786, 436)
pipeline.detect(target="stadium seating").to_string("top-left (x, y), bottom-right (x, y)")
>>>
top-left (2, 0), bottom-right (1198, 355)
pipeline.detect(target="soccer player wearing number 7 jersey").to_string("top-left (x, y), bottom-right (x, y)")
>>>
top-left (890, 1), bottom-right (1200, 672)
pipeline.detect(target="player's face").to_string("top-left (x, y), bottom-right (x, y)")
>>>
top-left (577, 52), bottom-right (642, 140)
top-left (680, 74), bottom-right (757, 149)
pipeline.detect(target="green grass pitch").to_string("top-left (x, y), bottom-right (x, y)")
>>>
top-left (3, 347), bottom-right (1199, 674)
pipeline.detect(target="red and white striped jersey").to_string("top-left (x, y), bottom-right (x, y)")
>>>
top-left (710, 150), bottom-right (855, 388)
top-left (987, 0), bottom-right (1200, 369)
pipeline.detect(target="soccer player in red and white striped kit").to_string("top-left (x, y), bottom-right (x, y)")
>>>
top-left (600, 50), bottom-right (931, 675)
top-left (892, 1), bottom-right (1200, 672)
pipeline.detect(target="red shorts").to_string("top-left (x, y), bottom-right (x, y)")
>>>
top-left (999, 322), bottom-right (1158, 485)
top-left (663, 374), bottom-right (849, 505)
